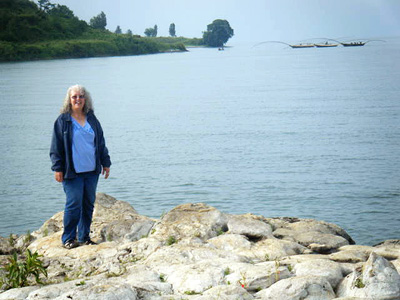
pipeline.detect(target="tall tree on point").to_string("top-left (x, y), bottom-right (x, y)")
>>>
top-left (202, 19), bottom-right (234, 47)
top-left (169, 23), bottom-right (176, 37)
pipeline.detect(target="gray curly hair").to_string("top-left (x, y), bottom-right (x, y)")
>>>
top-left (60, 85), bottom-right (94, 114)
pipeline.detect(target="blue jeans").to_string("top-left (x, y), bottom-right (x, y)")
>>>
top-left (62, 172), bottom-right (99, 244)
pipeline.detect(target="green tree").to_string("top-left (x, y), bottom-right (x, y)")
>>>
top-left (144, 25), bottom-right (157, 37)
top-left (153, 24), bottom-right (158, 37)
top-left (115, 25), bottom-right (122, 34)
top-left (202, 19), bottom-right (234, 47)
top-left (126, 29), bottom-right (132, 36)
top-left (89, 11), bottom-right (107, 30)
top-left (169, 23), bottom-right (176, 37)
top-left (144, 27), bottom-right (154, 37)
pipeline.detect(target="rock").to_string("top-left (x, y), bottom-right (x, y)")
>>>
top-left (329, 245), bottom-right (375, 263)
top-left (0, 286), bottom-right (39, 300)
top-left (28, 231), bottom-right (118, 259)
top-left (373, 240), bottom-right (400, 261)
top-left (2, 195), bottom-right (374, 300)
top-left (118, 237), bottom-right (163, 262)
top-left (208, 234), bottom-right (252, 252)
top-left (393, 259), bottom-right (400, 274)
top-left (269, 217), bottom-right (355, 243)
top-left (100, 217), bottom-right (155, 243)
top-left (336, 252), bottom-right (400, 299)
top-left (144, 243), bottom-right (249, 276)
top-left (242, 238), bottom-right (310, 263)
top-left (227, 214), bottom-right (274, 240)
top-left (33, 193), bottom-right (155, 244)
top-left (256, 275), bottom-right (336, 299)
top-left (0, 236), bottom-right (14, 255)
top-left (149, 203), bottom-right (228, 242)
top-left (274, 229), bottom-right (349, 253)
top-left (26, 277), bottom-right (138, 300)
top-left (329, 250), bottom-right (370, 263)
top-left (270, 217), bottom-right (354, 254)
top-left (224, 261), bottom-right (292, 292)
top-left (34, 212), bottom-right (64, 240)
top-left (294, 259), bottom-right (344, 289)
top-left (193, 285), bottom-right (254, 299)
top-left (208, 233), bottom-right (309, 262)
top-left (164, 261), bottom-right (225, 294)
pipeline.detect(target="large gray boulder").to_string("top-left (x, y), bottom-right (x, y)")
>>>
top-left (270, 217), bottom-right (354, 254)
top-left (294, 259), bottom-right (344, 289)
top-left (227, 214), bottom-right (274, 240)
top-left (336, 252), bottom-right (400, 299)
top-left (256, 275), bottom-right (336, 299)
top-left (33, 193), bottom-right (155, 244)
top-left (149, 203), bottom-right (228, 242)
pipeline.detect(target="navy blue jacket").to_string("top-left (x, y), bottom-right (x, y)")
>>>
top-left (50, 111), bottom-right (111, 179)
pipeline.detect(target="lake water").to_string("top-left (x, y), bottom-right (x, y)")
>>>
top-left (0, 39), bottom-right (399, 246)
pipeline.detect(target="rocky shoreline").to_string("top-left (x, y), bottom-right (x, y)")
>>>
top-left (1, 193), bottom-right (399, 299)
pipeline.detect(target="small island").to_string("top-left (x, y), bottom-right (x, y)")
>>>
top-left (0, 0), bottom-right (234, 62)
top-left (0, 193), bottom-right (399, 299)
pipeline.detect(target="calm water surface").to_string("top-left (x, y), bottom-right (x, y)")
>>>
top-left (0, 39), bottom-right (399, 245)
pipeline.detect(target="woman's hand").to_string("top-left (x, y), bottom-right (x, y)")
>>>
top-left (102, 167), bottom-right (110, 179)
top-left (55, 172), bottom-right (64, 182)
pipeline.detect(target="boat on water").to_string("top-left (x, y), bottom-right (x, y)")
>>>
top-left (253, 39), bottom-right (384, 50)
top-left (289, 44), bottom-right (314, 49)
top-left (341, 41), bottom-right (366, 47)
top-left (315, 43), bottom-right (338, 48)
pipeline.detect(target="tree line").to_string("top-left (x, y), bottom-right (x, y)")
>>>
top-left (61, 2), bottom-right (234, 47)
top-left (0, 0), bottom-right (234, 61)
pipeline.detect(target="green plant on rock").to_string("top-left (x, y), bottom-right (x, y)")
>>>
top-left (354, 276), bottom-right (365, 288)
top-left (43, 227), bottom-right (49, 237)
top-left (274, 259), bottom-right (281, 281)
top-left (184, 290), bottom-right (199, 295)
top-left (287, 264), bottom-right (293, 272)
top-left (238, 271), bottom-right (247, 288)
top-left (1, 250), bottom-right (47, 289)
top-left (24, 231), bottom-right (33, 244)
top-left (8, 234), bottom-right (16, 247)
top-left (166, 236), bottom-right (177, 246)
top-left (216, 227), bottom-right (225, 236)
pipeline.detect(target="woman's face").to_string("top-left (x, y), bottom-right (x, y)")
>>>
top-left (70, 89), bottom-right (85, 113)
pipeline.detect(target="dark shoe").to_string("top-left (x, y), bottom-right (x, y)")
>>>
top-left (81, 239), bottom-right (97, 246)
top-left (63, 240), bottom-right (79, 249)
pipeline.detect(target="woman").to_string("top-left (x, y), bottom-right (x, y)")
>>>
top-left (50, 85), bottom-right (111, 249)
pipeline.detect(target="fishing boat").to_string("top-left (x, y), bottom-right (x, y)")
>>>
top-left (289, 43), bottom-right (314, 49)
top-left (341, 41), bottom-right (366, 47)
top-left (315, 42), bottom-right (338, 48)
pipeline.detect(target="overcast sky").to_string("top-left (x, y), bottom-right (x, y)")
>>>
top-left (48, 0), bottom-right (400, 43)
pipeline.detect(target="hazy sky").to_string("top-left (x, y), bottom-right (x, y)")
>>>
top-left (48, 0), bottom-right (400, 43)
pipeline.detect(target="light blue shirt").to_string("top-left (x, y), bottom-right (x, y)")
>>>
top-left (71, 117), bottom-right (96, 173)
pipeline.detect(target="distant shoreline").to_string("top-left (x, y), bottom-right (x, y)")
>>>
top-left (0, 37), bottom-right (191, 63)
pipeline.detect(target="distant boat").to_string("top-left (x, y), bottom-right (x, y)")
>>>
top-left (289, 44), bottom-right (314, 49)
top-left (341, 41), bottom-right (366, 47)
top-left (252, 39), bottom-right (384, 50)
top-left (315, 43), bottom-right (338, 48)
